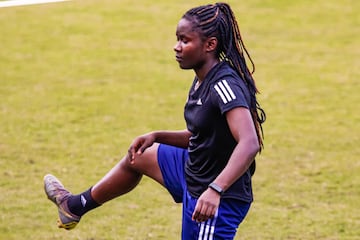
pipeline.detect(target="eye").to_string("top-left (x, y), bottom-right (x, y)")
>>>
top-left (176, 34), bottom-right (189, 44)
top-left (180, 37), bottom-right (189, 44)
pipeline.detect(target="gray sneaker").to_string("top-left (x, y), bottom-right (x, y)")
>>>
top-left (44, 174), bottom-right (80, 230)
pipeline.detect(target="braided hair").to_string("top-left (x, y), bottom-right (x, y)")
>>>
top-left (183, 2), bottom-right (266, 150)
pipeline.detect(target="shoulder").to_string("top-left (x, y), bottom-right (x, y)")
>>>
top-left (210, 62), bottom-right (245, 92)
top-left (209, 62), bottom-right (251, 107)
top-left (210, 62), bottom-right (242, 86)
top-left (216, 61), bottom-right (238, 77)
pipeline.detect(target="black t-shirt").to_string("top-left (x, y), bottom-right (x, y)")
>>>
top-left (184, 61), bottom-right (254, 202)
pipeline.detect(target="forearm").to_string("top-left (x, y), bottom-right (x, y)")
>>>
top-left (213, 138), bottom-right (259, 191)
top-left (152, 129), bottom-right (191, 148)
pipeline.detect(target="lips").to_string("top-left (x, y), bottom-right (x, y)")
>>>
top-left (175, 56), bottom-right (182, 62)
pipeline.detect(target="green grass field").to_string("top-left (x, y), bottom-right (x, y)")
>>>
top-left (0, 0), bottom-right (359, 239)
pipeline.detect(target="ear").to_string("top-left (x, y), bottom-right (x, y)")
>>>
top-left (205, 37), bottom-right (218, 52)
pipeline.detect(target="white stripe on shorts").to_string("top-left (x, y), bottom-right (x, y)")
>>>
top-left (198, 209), bottom-right (219, 240)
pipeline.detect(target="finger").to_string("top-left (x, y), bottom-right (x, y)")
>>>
top-left (138, 141), bottom-right (150, 154)
top-left (138, 146), bottom-right (145, 154)
top-left (200, 206), bottom-right (211, 222)
top-left (192, 210), bottom-right (199, 222)
top-left (128, 146), bottom-right (137, 161)
top-left (192, 202), bottom-right (201, 221)
top-left (127, 148), bottom-right (132, 159)
top-left (205, 206), bottom-right (215, 220)
top-left (192, 203), bottom-right (208, 222)
top-left (196, 204), bottom-right (216, 222)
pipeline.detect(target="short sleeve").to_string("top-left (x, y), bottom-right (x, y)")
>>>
top-left (211, 78), bottom-right (250, 114)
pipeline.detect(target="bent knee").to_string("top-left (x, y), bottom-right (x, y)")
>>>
top-left (123, 143), bottom-right (163, 184)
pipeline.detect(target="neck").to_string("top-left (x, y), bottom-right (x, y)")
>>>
top-left (194, 59), bottom-right (220, 83)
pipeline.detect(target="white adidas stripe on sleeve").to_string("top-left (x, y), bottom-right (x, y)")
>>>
top-left (214, 79), bottom-right (236, 104)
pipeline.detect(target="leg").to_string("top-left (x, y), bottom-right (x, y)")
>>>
top-left (91, 143), bottom-right (164, 204)
top-left (181, 192), bottom-right (251, 240)
top-left (44, 143), bottom-right (164, 230)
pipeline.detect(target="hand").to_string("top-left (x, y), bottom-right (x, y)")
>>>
top-left (127, 132), bottom-right (156, 163)
top-left (192, 188), bottom-right (221, 222)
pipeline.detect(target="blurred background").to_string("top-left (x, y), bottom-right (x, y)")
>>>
top-left (0, 0), bottom-right (359, 239)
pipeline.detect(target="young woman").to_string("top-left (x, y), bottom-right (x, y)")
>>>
top-left (44, 3), bottom-right (265, 239)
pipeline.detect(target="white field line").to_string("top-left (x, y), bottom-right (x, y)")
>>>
top-left (0, 0), bottom-right (70, 8)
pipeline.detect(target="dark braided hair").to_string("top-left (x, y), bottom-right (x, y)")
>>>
top-left (183, 2), bottom-right (266, 151)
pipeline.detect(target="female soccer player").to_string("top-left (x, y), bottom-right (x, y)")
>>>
top-left (44, 2), bottom-right (265, 239)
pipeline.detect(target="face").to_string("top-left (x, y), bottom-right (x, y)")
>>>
top-left (174, 18), bottom-right (207, 70)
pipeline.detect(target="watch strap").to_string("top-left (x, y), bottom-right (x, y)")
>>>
top-left (208, 182), bottom-right (224, 195)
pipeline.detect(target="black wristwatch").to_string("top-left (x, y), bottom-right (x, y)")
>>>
top-left (208, 182), bottom-right (224, 196)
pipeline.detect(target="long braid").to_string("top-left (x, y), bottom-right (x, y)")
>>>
top-left (183, 3), bottom-right (266, 150)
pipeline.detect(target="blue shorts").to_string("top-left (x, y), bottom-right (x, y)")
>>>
top-left (157, 144), bottom-right (251, 240)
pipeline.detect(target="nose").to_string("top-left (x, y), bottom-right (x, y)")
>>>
top-left (173, 41), bottom-right (181, 52)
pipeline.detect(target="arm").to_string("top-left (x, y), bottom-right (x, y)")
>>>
top-left (152, 129), bottom-right (192, 148)
top-left (213, 107), bottom-right (260, 191)
top-left (192, 107), bottom-right (260, 222)
top-left (128, 129), bottom-right (191, 161)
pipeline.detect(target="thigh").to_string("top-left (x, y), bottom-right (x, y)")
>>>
top-left (212, 198), bottom-right (251, 239)
top-left (182, 192), bottom-right (251, 240)
top-left (128, 143), bottom-right (164, 186)
top-left (129, 143), bottom-right (188, 203)
top-left (157, 144), bottom-right (188, 203)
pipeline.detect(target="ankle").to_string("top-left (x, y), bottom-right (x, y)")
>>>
top-left (67, 188), bottom-right (101, 217)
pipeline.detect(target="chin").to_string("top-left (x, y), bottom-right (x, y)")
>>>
top-left (178, 63), bottom-right (192, 70)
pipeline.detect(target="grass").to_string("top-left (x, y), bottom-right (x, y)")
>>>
top-left (0, 0), bottom-right (359, 239)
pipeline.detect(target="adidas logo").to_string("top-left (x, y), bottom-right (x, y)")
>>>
top-left (81, 195), bottom-right (87, 207)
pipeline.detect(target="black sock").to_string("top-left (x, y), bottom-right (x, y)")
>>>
top-left (67, 187), bottom-right (101, 217)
